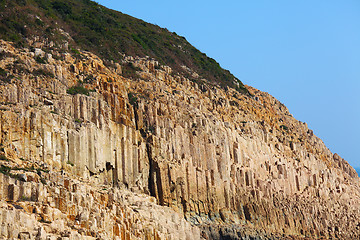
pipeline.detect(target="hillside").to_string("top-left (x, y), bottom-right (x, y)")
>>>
top-left (0, 0), bottom-right (247, 93)
top-left (0, 1), bottom-right (359, 240)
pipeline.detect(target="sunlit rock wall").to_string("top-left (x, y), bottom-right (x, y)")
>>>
top-left (0, 40), bottom-right (359, 239)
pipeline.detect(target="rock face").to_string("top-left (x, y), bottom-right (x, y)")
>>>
top-left (0, 39), bottom-right (359, 239)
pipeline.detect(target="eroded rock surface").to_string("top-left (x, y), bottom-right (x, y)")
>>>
top-left (0, 39), bottom-right (359, 239)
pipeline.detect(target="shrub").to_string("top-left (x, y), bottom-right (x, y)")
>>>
top-left (229, 100), bottom-right (239, 107)
top-left (67, 161), bottom-right (74, 166)
top-left (122, 62), bottom-right (141, 79)
top-left (280, 125), bottom-right (289, 131)
top-left (20, 196), bottom-right (32, 201)
top-left (51, 1), bottom-right (72, 16)
top-left (0, 51), bottom-right (15, 60)
top-left (128, 92), bottom-right (138, 107)
top-left (70, 47), bottom-right (82, 58)
top-left (35, 18), bottom-right (44, 26)
top-left (67, 85), bottom-right (90, 96)
top-left (148, 125), bottom-right (155, 134)
top-left (40, 178), bottom-right (47, 185)
top-left (32, 68), bottom-right (54, 77)
top-left (0, 68), bottom-right (7, 77)
top-left (74, 118), bottom-right (82, 123)
top-left (35, 56), bottom-right (47, 64)
top-left (83, 74), bottom-right (95, 83)
top-left (0, 68), bottom-right (12, 83)
top-left (0, 164), bottom-right (11, 174)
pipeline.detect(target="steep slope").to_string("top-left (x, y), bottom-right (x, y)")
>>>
top-left (0, 1), bottom-right (359, 240)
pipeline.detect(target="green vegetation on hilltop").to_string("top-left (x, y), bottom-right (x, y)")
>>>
top-left (0, 0), bottom-right (248, 93)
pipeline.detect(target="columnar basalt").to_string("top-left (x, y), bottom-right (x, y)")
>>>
top-left (0, 39), bottom-right (359, 239)
top-left (129, 62), bottom-right (360, 239)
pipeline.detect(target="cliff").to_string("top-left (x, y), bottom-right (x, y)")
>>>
top-left (0, 35), bottom-right (359, 240)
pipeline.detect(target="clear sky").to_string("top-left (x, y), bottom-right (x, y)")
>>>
top-left (96, 0), bottom-right (360, 169)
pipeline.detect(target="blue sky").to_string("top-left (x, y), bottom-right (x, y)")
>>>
top-left (96, 0), bottom-right (360, 169)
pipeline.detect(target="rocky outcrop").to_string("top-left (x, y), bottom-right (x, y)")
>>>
top-left (0, 165), bottom-right (200, 239)
top-left (0, 39), bottom-right (359, 239)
